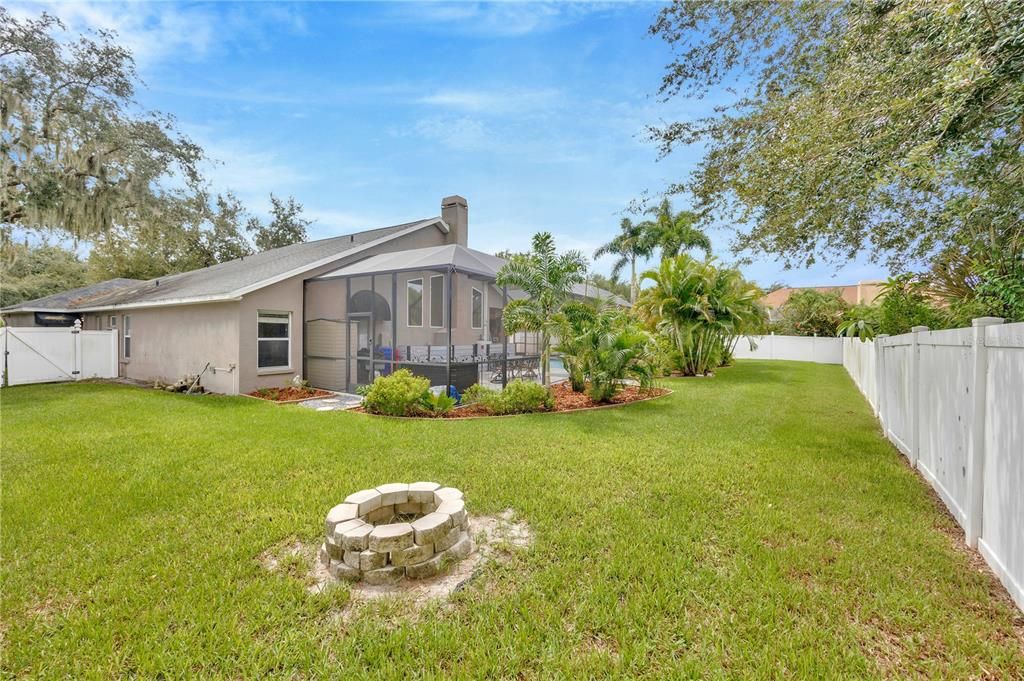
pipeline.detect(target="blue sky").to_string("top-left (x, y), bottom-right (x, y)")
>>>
top-left (18, 1), bottom-right (888, 288)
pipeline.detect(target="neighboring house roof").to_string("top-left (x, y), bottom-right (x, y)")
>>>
top-left (1, 278), bottom-right (145, 313)
top-left (2, 218), bottom-right (446, 313)
top-left (762, 281), bottom-right (885, 310)
top-left (316, 244), bottom-right (630, 306)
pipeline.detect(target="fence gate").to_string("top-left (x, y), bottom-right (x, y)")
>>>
top-left (1, 325), bottom-right (119, 387)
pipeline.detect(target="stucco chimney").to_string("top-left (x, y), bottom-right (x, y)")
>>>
top-left (441, 195), bottom-right (468, 246)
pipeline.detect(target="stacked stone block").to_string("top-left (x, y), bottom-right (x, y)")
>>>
top-left (319, 482), bottom-right (471, 584)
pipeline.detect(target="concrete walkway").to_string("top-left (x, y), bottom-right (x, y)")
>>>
top-left (296, 393), bottom-right (363, 412)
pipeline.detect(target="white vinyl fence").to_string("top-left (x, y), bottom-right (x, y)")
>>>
top-left (732, 334), bottom-right (843, 364)
top-left (1, 325), bottom-right (119, 386)
top-left (843, 319), bottom-right (1024, 612)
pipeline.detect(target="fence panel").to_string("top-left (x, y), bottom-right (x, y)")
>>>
top-left (878, 338), bottom-right (913, 456)
top-left (979, 323), bottom-right (1024, 610)
top-left (916, 328), bottom-right (974, 524)
top-left (732, 335), bottom-right (843, 364)
top-left (2, 327), bottom-right (118, 386)
top-left (842, 320), bottom-right (1024, 613)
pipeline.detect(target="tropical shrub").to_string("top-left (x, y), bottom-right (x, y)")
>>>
top-left (461, 383), bottom-right (498, 406)
top-left (460, 381), bottom-right (551, 415)
top-left (420, 391), bottom-right (457, 417)
top-left (362, 369), bottom-right (430, 417)
top-left (637, 255), bottom-right (765, 376)
top-left (554, 302), bottom-right (598, 392)
top-left (877, 275), bottom-right (944, 335)
top-left (771, 289), bottom-right (848, 337)
top-left (836, 303), bottom-right (880, 341)
top-left (490, 380), bottom-right (553, 415)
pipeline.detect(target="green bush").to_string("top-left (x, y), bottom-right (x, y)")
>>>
top-left (461, 383), bottom-right (498, 406)
top-left (491, 380), bottom-right (553, 415)
top-left (421, 391), bottom-right (457, 417)
top-left (362, 369), bottom-right (430, 416)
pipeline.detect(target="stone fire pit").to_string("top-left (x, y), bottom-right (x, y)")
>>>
top-left (319, 482), bottom-right (471, 585)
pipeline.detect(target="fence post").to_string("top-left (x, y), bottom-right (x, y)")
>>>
top-left (72, 319), bottom-right (83, 381)
top-left (874, 334), bottom-right (889, 426)
top-left (965, 317), bottom-right (1004, 548)
top-left (909, 326), bottom-right (928, 468)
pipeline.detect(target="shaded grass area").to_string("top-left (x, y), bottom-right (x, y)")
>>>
top-left (2, 361), bottom-right (1021, 678)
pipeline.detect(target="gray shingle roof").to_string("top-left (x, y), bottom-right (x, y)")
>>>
top-left (1, 278), bottom-right (145, 312)
top-left (2, 218), bottom-right (440, 312)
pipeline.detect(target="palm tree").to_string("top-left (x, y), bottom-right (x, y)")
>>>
top-left (497, 232), bottom-right (587, 386)
top-left (593, 217), bottom-right (653, 305)
top-left (644, 199), bottom-right (712, 259)
top-left (636, 255), bottom-right (763, 375)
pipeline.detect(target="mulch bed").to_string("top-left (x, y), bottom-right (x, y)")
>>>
top-left (354, 383), bottom-right (670, 419)
top-left (247, 387), bottom-right (334, 402)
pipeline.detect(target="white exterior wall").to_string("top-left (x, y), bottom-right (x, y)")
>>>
top-left (732, 335), bottom-right (843, 364)
top-left (842, 321), bottom-right (1024, 612)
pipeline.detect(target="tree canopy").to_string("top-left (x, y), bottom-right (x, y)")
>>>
top-left (0, 240), bottom-right (86, 308)
top-left (649, 1), bottom-right (1024, 272)
top-left (247, 194), bottom-right (311, 252)
top-left (0, 9), bottom-right (203, 240)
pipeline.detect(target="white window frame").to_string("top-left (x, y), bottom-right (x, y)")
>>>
top-left (109, 315), bottom-right (117, 328)
top-left (123, 315), bottom-right (132, 359)
top-left (471, 287), bottom-right (483, 329)
top-left (257, 310), bottom-right (292, 371)
top-left (406, 277), bottom-right (423, 328)
top-left (429, 274), bottom-right (445, 329)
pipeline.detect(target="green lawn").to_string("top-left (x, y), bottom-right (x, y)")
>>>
top-left (2, 361), bottom-right (1022, 678)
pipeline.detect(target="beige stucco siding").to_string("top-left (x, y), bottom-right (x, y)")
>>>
top-left (117, 302), bottom-right (241, 394)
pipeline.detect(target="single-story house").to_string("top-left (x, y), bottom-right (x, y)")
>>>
top-left (2, 196), bottom-right (625, 394)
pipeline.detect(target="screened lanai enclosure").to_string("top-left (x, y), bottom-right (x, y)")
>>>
top-left (302, 244), bottom-right (542, 395)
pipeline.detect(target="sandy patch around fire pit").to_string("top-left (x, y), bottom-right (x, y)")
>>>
top-left (259, 509), bottom-right (532, 616)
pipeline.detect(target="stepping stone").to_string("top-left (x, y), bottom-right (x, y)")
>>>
top-left (316, 406), bottom-right (334, 412)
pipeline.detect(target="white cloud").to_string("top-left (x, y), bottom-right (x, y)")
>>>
top-left (8, 1), bottom-right (308, 69)
top-left (8, 1), bottom-right (218, 67)
top-left (416, 88), bottom-right (561, 114)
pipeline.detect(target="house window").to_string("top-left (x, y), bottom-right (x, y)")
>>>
top-left (123, 315), bottom-right (132, 358)
top-left (109, 315), bottom-right (117, 328)
top-left (471, 287), bottom-right (483, 329)
top-left (257, 311), bottom-right (291, 369)
top-left (407, 278), bottom-right (423, 327)
top-left (430, 275), bottom-right (444, 328)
